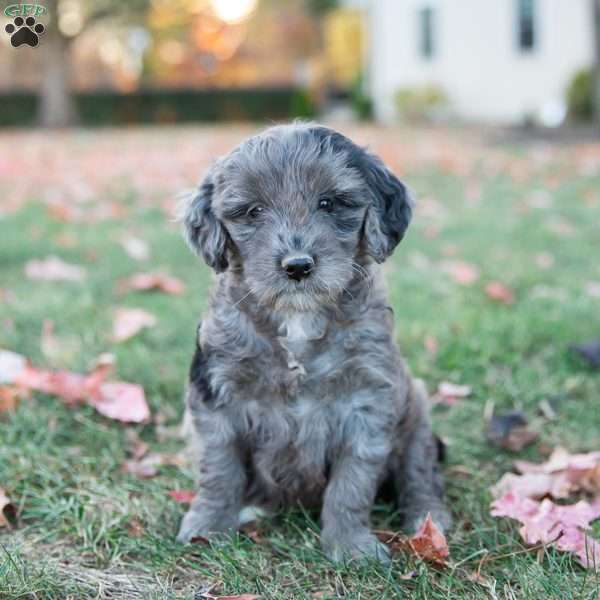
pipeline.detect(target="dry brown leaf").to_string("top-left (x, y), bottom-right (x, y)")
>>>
top-left (90, 382), bottom-right (150, 423)
top-left (0, 488), bottom-right (16, 528)
top-left (491, 493), bottom-right (600, 568)
top-left (408, 513), bottom-right (450, 565)
top-left (112, 308), bottom-right (157, 342)
top-left (1, 349), bottom-right (150, 423)
top-left (202, 595), bottom-right (261, 600)
top-left (424, 335), bottom-right (439, 355)
top-left (126, 517), bottom-right (146, 538)
top-left (444, 260), bottom-right (480, 285)
top-left (0, 349), bottom-right (28, 384)
top-left (485, 281), bottom-right (515, 304)
top-left (120, 236), bottom-right (150, 261)
top-left (122, 452), bottom-right (185, 479)
top-left (535, 252), bottom-right (555, 269)
top-left (485, 411), bottom-right (539, 452)
top-left (375, 513), bottom-right (450, 566)
top-left (25, 256), bottom-right (86, 282)
top-left (168, 489), bottom-right (196, 504)
top-left (118, 272), bottom-right (185, 296)
top-left (0, 386), bottom-right (27, 414)
top-left (585, 281), bottom-right (600, 299)
top-left (433, 381), bottom-right (472, 406)
top-left (125, 429), bottom-right (149, 461)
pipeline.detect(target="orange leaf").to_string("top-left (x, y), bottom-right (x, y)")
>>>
top-left (168, 490), bottom-right (196, 504)
top-left (408, 513), bottom-right (450, 565)
top-left (485, 281), bottom-right (515, 305)
top-left (118, 272), bottom-right (185, 295)
top-left (112, 308), bottom-right (157, 342)
top-left (25, 256), bottom-right (86, 282)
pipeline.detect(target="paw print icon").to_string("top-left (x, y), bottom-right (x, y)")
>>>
top-left (5, 16), bottom-right (45, 48)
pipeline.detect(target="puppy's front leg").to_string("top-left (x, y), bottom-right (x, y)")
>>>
top-left (321, 451), bottom-right (391, 565)
top-left (177, 434), bottom-right (246, 543)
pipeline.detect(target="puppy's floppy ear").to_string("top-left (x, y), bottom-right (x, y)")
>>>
top-left (180, 170), bottom-right (229, 272)
top-left (361, 152), bottom-right (414, 263)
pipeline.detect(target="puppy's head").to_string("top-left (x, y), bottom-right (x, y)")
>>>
top-left (181, 124), bottom-right (413, 312)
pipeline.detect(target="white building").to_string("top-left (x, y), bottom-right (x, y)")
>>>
top-left (368, 0), bottom-right (595, 124)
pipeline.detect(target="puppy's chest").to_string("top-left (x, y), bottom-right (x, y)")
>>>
top-left (233, 321), bottom-right (353, 401)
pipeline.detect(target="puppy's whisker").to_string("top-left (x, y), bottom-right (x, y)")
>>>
top-left (232, 287), bottom-right (257, 308)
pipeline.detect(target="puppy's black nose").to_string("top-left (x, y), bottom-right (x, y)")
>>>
top-left (282, 255), bottom-right (314, 281)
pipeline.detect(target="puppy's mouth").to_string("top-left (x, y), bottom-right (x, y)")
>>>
top-left (269, 278), bottom-right (335, 312)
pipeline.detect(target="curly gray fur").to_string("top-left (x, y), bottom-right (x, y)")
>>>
top-left (176, 123), bottom-right (451, 563)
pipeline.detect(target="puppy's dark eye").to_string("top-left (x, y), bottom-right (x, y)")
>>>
top-left (318, 197), bottom-right (334, 212)
top-left (247, 205), bottom-right (264, 219)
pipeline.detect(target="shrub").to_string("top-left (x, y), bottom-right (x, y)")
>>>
top-left (350, 73), bottom-right (373, 121)
top-left (0, 87), bottom-right (317, 127)
top-left (394, 85), bottom-right (447, 122)
top-left (566, 68), bottom-right (593, 122)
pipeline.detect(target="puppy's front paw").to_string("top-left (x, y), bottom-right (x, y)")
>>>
top-left (322, 528), bottom-right (391, 566)
top-left (176, 507), bottom-right (236, 544)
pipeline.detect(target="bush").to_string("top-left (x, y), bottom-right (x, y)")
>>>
top-left (394, 85), bottom-right (447, 122)
top-left (566, 68), bottom-right (593, 122)
top-left (350, 73), bottom-right (373, 121)
top-left (0, 87), bottom-right (317, 127)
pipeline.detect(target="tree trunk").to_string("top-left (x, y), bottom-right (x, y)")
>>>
top-left (594, 0), bottom-right (600, 130)
top-left (37, 0), bottom-right (77, 127)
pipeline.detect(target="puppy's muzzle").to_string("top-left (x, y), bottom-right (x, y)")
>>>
top-left (281, 254), bottom-right (314, 281)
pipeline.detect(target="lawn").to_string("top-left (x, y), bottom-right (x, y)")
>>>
top-left (1, 124), bottom-right (599, 599)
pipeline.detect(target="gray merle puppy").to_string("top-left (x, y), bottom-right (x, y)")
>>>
top-left (176, 123), bottom-right (451, 563)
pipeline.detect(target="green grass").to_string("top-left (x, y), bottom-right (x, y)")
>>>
top-left (1, 125), bottom-right (600, 599)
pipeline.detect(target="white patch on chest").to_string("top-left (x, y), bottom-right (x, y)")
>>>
top-left (276, 311), bottom-right (328, 392)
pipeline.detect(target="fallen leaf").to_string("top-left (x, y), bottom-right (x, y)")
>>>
top-left (585, 282), bottom-right (600, 298)
top-left (424, 335), bottom-right (439, 355)
top-left (0, 387), bottom-right (27, 413)
top-left (112, 308), bottom-right (157, 342)
top-left (168, 489), bottom-right (196, 504)
top-left (118, 272), bottom-right (185, 296)
top-left (535, 252), bottom-right (555, 270)
top-left (126, 517), bottom-right (145, 538)
top-left (491, 448), bottom-right (600, 500)
top-left (444, 261), bottom-right (480, 285)
top-left (434, 381), bottom-right (472, 406)
top-left (25, 256), bottom-right (86, 282)
top-left (570, 341), bottom-right (600, 369)
top-left (0, 349), bottom-right (27, 384)
top-left (200, 594), bottom-right (261, 600)
top-left (125, 429), bottom-right (149, 460)
top-left (485, 281), bottom-right (515, 305)
top-left (120, 236), bottom-right (150, 261)
top-left (16, 366), bottom-right (92, 404)
top-left (408, 513), bottom-right (450, 565)
top-left (0, 488), bottom-right (16, 528)
top-left (216, 596), bottom-right (261, 600)
top-left (122, 451), bottom-right (185, 479)
top-left (491, 493), bottom-right (600, 568)
top-left (375, 514), bottom-right (450, 566)
top-left (485, 411), bottom-right (539, 452)
top-left (90, 382), bottom-right (150, 423)
top-left (1, 350), bottom-right (150, 423)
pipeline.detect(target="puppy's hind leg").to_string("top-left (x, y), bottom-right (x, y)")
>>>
top-left (393, 380), bottom-right (452, 534)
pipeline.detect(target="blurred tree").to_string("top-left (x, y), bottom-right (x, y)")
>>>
top-left (39, 0), bottom-right (150, 127)
top-left (594, 0), bottom-right (600, 129)
top-left (307, 0), bottom-right (338, 15)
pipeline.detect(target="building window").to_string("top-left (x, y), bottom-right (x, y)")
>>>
top-left (517, 0), bottom-right (536, 51)
top-left (418, 6), bottom-right (435, 60)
